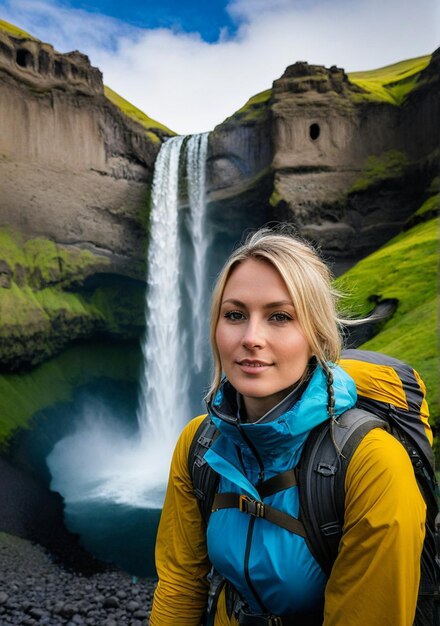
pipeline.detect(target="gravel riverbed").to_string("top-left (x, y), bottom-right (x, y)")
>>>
top-left (0, 533), bottom-right (156, 626)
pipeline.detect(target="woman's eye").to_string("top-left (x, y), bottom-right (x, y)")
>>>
top-left (224, 311), bottom-right (245, 321)
top-left (270, 312), bottom-right (292, 322)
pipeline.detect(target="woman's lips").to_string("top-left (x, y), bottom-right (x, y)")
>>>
top-left (237, 359), bottom-right (272, 373)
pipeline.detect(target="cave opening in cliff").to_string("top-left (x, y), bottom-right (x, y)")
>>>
top-left (54, 60), bottom-right (65, 79)
top-left (38, 50), bottom-right (51, 74)
top-left (16, 48), bottom-right (34, 69)
top-left (309, 123), bottom-right (320, 140)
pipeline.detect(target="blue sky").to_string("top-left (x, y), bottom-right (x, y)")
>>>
top-left (61, 0), bottom-right (238, 42)
top-left (0, 0), bottom-right (438, 133)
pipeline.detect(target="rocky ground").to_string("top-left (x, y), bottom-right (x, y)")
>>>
top-left (0, 533), bottom-right (156, 625)
top-left (0, 455), bottom-right (157, 625)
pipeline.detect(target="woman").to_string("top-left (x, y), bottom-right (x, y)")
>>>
top-left (150, 229), bottom-right (426, 626)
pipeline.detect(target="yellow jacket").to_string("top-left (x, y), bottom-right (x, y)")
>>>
top-left (150, 415), bottom-right (426, 626)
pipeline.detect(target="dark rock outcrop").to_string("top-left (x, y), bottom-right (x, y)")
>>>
top-left (207, 53), bottom-right (439, 264)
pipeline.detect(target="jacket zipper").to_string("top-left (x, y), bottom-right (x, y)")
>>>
top-left (235, 418), bottom-right (268, 612)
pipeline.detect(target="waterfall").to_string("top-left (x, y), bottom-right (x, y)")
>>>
top-left (137, 135), bottom-right (186, 444)
top-left (186, 133), bottom-right (209, 373)
top-left (47, 132), bottom-right (211, 513)
top-left (137, 132), bottom-right (210, 453)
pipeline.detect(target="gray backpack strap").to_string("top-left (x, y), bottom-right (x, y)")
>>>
top-left (188, 415), bottom-right (220, 524)
top-left (297, 408), bottom-right (387, 576)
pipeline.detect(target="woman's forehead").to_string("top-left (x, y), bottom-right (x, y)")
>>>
top-left (222, 258), bottom-right (292, 302)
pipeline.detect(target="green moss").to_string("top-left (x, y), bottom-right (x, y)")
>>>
top-left (269, 190), bottom-right (283, 208)
top-left (0, 283), bottom-right (46, 329)
top-left (0, 229), bottom-right (111, 330)
top-left (104, 86), bottom-right (175, 139)
top-left (414, 194), bottom-right (439, 219)
top-left (0, 229), bottom-right (108, 287)
top-left (0, 341), bottom-right (141, 444)
top-left (222, 89), bottom-right (272, 125)
top-left (348, 55), bottom-right (431, 105)
top-left (349, 150), bottom-right (409, 193)
top-left (0, 228), bottom-right (145, 369)
top-left (335, 217), bottom-right (439, 419)
top-left (91, 284), bottom-right (145, 334)
top-left (0, 19), bottom-right (35, 39)
top-left (428, 176), bottom-right (440, 195)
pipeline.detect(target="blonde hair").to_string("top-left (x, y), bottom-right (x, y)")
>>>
top-left (206, 228), bottom-right (343, 402)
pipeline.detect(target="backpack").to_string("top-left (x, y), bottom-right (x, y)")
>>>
top-left (188, 349), bottom-right (440, 626)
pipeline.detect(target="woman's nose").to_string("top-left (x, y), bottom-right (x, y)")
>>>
top-left (242, 319), bottom-right (265, 349)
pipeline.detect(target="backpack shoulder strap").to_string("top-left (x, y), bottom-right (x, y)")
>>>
top-left (297, 408), bottom-right (388, 576)
top-left (188, 414), bottom-right (220, 524)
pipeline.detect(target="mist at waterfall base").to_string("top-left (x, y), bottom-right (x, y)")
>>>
top-left (46, 392), bottom-right (167, 577)
top-left (46, 134), bottom-right (212, 576)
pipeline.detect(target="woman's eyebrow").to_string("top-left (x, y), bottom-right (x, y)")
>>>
top-left (221, 299), bottom-right (294, 308)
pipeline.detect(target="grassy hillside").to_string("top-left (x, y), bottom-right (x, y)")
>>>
top-left (224, 53), bottom-right (432, 123)
top-left (348, 55), bottom-right (431, 105)
top-left (222, 88), bottom-right (272, 125)
top-left (104, 86), bottom-right (175, 142)
top-left (335, 214), bottom-right (438, 422)
top-left (0, 19), bottom-right (35, 39)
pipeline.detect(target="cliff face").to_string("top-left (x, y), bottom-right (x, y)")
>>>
top-left (0, 30), bottom-right (173, 369)
top-left (0, 30), bottom-right (172, 277)
top-left (207, 52), bottom-right (439, 263)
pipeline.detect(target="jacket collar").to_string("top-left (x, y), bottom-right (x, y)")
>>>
top-left (207, 364), bottom-right (357, 464)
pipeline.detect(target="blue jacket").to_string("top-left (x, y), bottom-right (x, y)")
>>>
top-left (204, 364), bottom-right (357, 615)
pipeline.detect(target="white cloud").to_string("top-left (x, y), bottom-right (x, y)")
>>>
top-left (1, 0), bottom-right (438, 134)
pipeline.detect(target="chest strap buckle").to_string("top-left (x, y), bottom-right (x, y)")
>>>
top-left (239, 495), bottom-right (265, 518)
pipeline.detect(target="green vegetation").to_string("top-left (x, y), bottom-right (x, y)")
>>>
top-left (0, 341), bottom-right (141, 444)
top-left (223, 53), bottom-right (433, 126)
top-left (348, 55), bottom-right (431, 105)
top-left (0, 229), bottom-right (103, 288)
top-left (413, 193), bottom-right (439, 219)
top-left (0, 229), bottom-right (108, 329)
top-left (104, 86), bottom-right (175, 141)
top-left (0, 19), bottom-right (34, 39)
top-left (269, 189), bottom-right (283, 208)
top-left (349, 150), bottom-right (409, 193)
top-left (0, 231), bottom-right (145, 445)
top-left (0, 228), bottom-right (145, 363)
top-left (222, 89), bottom-right (272, 125)
top-left (335, 217), bottom-right (439, 421)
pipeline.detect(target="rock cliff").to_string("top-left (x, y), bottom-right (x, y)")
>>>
top-left (0, 28), bottom-right (174, 277)
top-left (207, 51), bottom-right (439, 265)
top-left (0, 27), bottom-right (174, 369)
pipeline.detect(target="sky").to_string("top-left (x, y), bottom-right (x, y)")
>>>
top-left (0, 0), bottom-right (438, 134)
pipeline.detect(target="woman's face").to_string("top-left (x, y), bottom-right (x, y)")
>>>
top-left (215, 258), bottom-right (311, 421)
